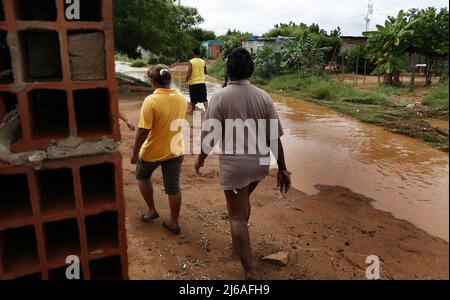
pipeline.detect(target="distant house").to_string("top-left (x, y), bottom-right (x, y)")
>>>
top-left (339, 36), bottom-right (368, 53)
top-left (202, 40), bottom-right (224, 60)
top-left (242, 36), bottom-right (293, 53)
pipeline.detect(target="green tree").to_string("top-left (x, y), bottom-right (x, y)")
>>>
top-left (219, 29), bottom-right (253, 56)
top-left (406, 7), bottom-right (449, 86)
top-left (364, 10), bottom-right (415, 85)
top-left (190, 29), bottom-right (217, 42)
top-left (253, 47), bottom-right (282, 79)
top-left (113, 0), bottom-right (204, 59)
top-left (264, 22), bottom-right (341, 65)
top-left (281, 33), bottom-right (325, 76)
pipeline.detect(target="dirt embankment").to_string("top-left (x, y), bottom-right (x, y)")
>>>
top-left (119, 92), bottom-right (449, 280)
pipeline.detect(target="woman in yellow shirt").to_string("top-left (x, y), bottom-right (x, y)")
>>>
top-left (131, 65), bottom-right (188, 235)
top-left (185, 48), bottom-right (208, 114)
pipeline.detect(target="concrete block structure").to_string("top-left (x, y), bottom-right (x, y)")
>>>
top-left (0, 0), bottom-right (128, 280)
top-left (0, 0), bottom-right (120, 152)
top-left (0, 154), bottom-right (128, 280)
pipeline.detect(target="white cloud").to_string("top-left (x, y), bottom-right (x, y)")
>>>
top-left (180, 0), bottom-right (449, 36)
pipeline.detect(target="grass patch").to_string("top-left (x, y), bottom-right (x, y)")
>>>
top-left (208, 60), bottom-right (226, 80)
top-left (130, 59), bottom-right (147, 68)
top-left (375, 84), bottom-right (410, 97)
top-left (115, 53), bottom-right (132, 62)
top-left (422, 82), bottom-right (449, 111)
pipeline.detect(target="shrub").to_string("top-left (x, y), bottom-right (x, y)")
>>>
top-left (254, 47), bottom-right (282, 79)
top-left (130, 59), bottom-right (147, 67)
top-left (422, 83), bottom-right (450, 110)
top-left (208, 60), bottom-right (226, 80)
top-left (309, 80), bottom-right (332, 100)
top-left (147, 55), bottom-right (177, 66)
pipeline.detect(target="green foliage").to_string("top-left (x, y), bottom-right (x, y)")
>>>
top-left (147, 55), bottom-right (177, 66)
top-left (422, 82), bottom-right (450, 110)
top-left (406, 7), bottom-right (449, 84)
top-left (281, 33), bottom-right (325, 76)
top-left (190, 28), bottom-right (217, 42)
top-left (342, 44), bottom-right (377, 74)
top-left (407, 8), bottom-right (449, 58)
top-left (219, 29), bottom-right (253, 55)
top-left (364, 8), bottom-right (449, 86)
top-left (253, 47), bottom-right (282, 79)
top-left (130, 59), bottom-right (147, 67)
top-left (309, 80), bottom-right (333, 100)
top-left (375, 84), bottom-right (409, 96)
top-left (267, 74), bottom-right (394, 104)
top-left (364, 10), bottom-right (414, 84)
top-left (264, 22), bottom-right (341, 59)
top-left (208, 60), bottom-right (227, 79)
top-left (115, 53), bottom-right (132, 62)
top-left (343, 94), bottom-right (391, 105)
top-left (113, 0), bottom-right (205, 60)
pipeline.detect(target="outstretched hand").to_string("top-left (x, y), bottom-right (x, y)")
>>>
top-left (277, 170), bottom-right (292, 194)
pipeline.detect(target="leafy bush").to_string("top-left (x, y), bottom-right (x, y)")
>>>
top-left (208, 60), bottom-right (226, 79)
top-left (115, 53), bottom-right (132, 62)
top-left (281, 33), bottom-right (325, 76)
top-left (130, 59), bottom-right (147, 67)
top-left (309, 80), bottom-right (333, 100)
top-left (147, 55), bottom-right (176, 66)
top-left (253, 47), bottom-right (282, 79)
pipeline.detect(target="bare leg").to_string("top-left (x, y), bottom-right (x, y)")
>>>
top-left (225, 187), bottom-right (255, 280)
top-left (138, 179), bottom-right (157, 216)
top-left (247, 181), bottom-right (260, 223)
top-left (188, 103), bottom-right (196, 114)
top-left (166, 194), bottom-right (182, 228)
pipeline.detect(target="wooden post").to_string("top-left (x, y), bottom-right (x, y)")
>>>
top-left (409, 53), bottom-right (416, 89)
top-left (363, 58), bottom-right (368, 85)
top-left (355, 54), bottom-right (360, 85)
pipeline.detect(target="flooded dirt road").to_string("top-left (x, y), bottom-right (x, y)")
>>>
top-left (116, 62), bottom-right (449, 241)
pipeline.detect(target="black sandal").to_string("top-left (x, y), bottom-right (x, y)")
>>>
top-left (141, 211), bottom-right (160, 223)
top-left (162, 221), bottom-right (181, 235)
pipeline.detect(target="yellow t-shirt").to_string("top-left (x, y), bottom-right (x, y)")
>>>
top-left (138, 89), bottom-right (188, 162)
top-left (189, 58), bottom-right (206, 85)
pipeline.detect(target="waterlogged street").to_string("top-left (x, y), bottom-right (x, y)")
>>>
top-left (118, 62), bottom-right (449, 241)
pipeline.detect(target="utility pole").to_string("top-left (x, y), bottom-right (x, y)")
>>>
top-left (364, 0), bottom-right (374, 32)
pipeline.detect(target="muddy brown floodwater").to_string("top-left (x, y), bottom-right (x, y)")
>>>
top-left (272, 96), bottom-right (449, 241)
top-left (117, 62), bottom-right (449, 241)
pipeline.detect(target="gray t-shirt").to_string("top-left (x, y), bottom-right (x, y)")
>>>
top-left (202, 80), bottom-right (284, 190)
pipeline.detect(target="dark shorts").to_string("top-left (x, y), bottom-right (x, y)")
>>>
top-left (136, 156), bottom-right (184, 195)
top-left (189, 83), bottom-right (207, 105)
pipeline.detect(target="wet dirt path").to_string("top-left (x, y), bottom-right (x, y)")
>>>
top-left (116, 62), bottom-right (449, 241)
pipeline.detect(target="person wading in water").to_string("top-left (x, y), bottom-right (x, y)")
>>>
top-left (185, 48), bottom-right (208, 114)
top-left (194, 48), bottom-right (291, 279)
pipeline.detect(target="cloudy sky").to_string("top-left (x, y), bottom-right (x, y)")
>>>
top-left (180, 0), bottom-right (449, 36)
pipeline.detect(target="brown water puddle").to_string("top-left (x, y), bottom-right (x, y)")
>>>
top-left (117, 63), bottom-right (449, 241)
top-left (427, 118), bottom-right (449, 130)
top-left (274, 95), bottom-right (449, 241)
